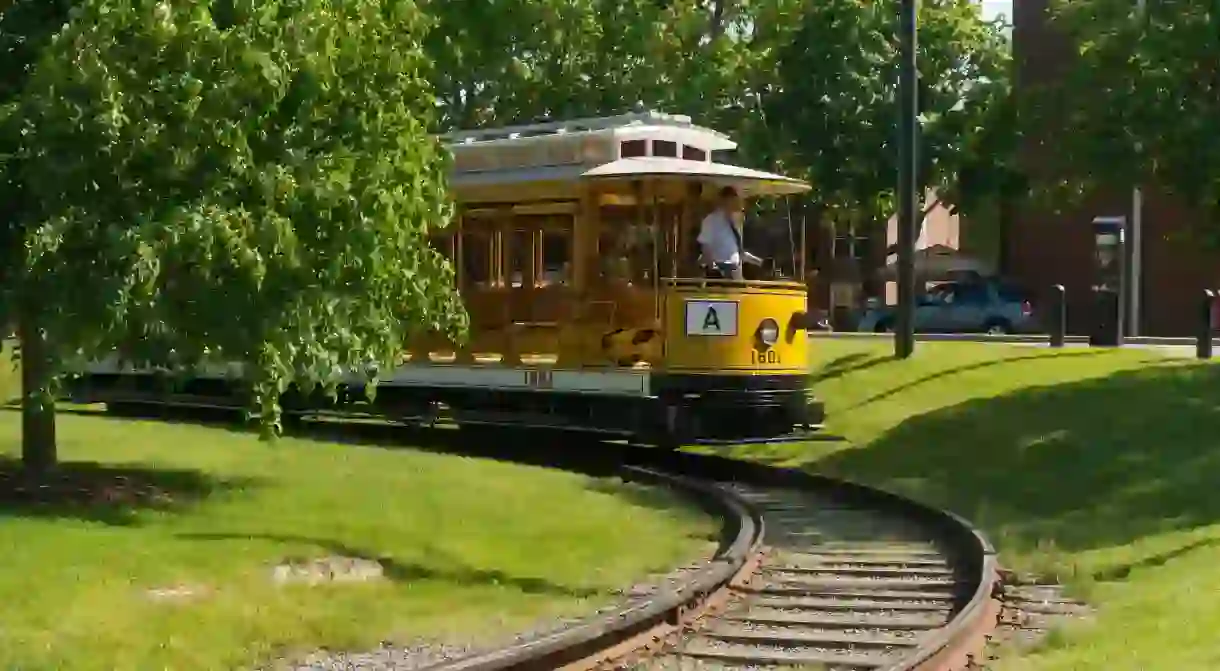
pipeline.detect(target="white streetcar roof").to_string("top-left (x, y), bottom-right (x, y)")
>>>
top-left (441, 110), bottom-right (734, 150)
top-left (580, 157), bottom-right (811, 197)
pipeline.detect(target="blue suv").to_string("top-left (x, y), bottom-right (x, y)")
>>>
top-left (857, 278), bottom-right (1039, 335)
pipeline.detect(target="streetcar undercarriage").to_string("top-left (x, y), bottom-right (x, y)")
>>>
top-left (63, 370), bottom-right (828, 447)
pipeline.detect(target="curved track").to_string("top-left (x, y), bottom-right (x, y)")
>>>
top-left (318, 424), bottom-right (1000, 671)
top-left (647, 482), bottom-right (989, 670)
top-left (90, 408), bottom-right (1000, 671)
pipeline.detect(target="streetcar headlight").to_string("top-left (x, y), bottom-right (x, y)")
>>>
top-left (758, 318), bottom-right (780, 347)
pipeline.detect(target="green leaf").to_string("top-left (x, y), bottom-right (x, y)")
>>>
top-left (1027, 0), bottom-right (1220, 243)
top-left (3, 0), bottom-right (468, 437)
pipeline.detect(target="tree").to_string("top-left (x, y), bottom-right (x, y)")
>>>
top-left (1029, 0), bottom-right (1220, 243)
top-left (943, 77), bottom-right (1022, 216)
top-left (953, 79), bottom-right (1022, 266)
top-left (0, 0), bottom-right (466, 473)
top-left (1, 0), bottom-right (85, 473)
top-left (423, 0), bottom-right (760, 133)
top-left (762, 0), bottom-right (1010, 232)
top-left (941, 74), bottom-right (1025, 270)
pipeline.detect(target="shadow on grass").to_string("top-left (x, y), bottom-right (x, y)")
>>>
top-left (811, 362), bottom-right (1220, 559)
top-left (177, 532), bottom-right (609, 598)
top-left (843, 350), bottom-right (1108, 409)
top-left (810, 352), bottom-right (892, 383)
top-left (1092, 536), bottom-right (1220, 582)
top-left (4, 404), bottom-right (708, 539)
top-left (34, 402), bottom-right (636, 477)
top-left (0, 457), bottom-right (258, 526)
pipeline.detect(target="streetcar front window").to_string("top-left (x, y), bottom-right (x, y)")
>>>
top-left (597, 203), bottom-right (674, 287)
top-left (746, 203), bottom-right (802, 281)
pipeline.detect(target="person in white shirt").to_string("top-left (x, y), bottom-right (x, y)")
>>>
top-left (697, 186), bottom-right (762, 280)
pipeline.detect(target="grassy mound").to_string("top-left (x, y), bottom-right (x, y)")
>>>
top-left (0, 410), bottom-right (715, 670)
top-left (698, 340), bottom-right (1220, 670)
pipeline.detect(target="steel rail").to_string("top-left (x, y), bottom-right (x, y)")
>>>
top-left (76, 403), bottom-right (999, 671)
top-left (414, 445), bottom-right (1000, 671)
top-left (650, 451), bottom-right (1001, 671)
top-left (413, 466), bottom-right (765, 671)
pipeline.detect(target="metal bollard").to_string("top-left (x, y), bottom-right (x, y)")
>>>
top-left (1198, 289), bottom-right (1215, 360)
top-left (1049, 284), bottom-right (1066, 348)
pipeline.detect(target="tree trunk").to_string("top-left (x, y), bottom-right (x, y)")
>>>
top-left (18, 313), bottom-right (57, 475)
top-left (997, 195), bottom-right (1013, 275)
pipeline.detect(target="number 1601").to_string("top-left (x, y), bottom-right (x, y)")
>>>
top-left (751, 349), bottom-right (780, 365)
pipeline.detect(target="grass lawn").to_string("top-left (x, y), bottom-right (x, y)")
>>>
top-left (0, 376), bottom-right (716, 670)
top-left (695, 340), bottom-right (1220, 671)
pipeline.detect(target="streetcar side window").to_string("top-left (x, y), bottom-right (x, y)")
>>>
top-left (460, 231), bottom-right (491, 287)
top-left (620, 140), bottom-right (647, 158)
top-left (682, 145), bottom-right (707, 161)
top-left (626, 223), bottom-right (656, 284)
top-left (538, 230), bottom-right (571, 287)
top-left (597, 205), bottom-right (634, 284)
top-left (596, 204), bottom-right (671, 286)
top-left (506, 229), bottom-right (531, 288)
top-left (429, 232), bottom-right (454, 263)
top-left (652, 140), bottom-right (678, 158)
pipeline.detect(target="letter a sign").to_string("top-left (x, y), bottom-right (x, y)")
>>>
top-left (685, 300), bottom-right (738, 336)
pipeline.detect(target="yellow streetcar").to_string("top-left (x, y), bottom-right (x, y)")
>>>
top-left (68, 111), bottom-right (826, 446)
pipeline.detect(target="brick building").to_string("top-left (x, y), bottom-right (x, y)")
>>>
top-left (1011, 0), bottom-right (1219, 336)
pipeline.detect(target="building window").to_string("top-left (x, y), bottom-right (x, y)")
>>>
top-left (833, 221), bottom-right (871, 261)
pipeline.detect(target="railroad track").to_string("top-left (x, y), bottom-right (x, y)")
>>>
top-left (644, 482), bottom-right (988, 670)
top-left (86, 408), bottom-right (1000, 671)
top-left (403, 438), bottom-right (1001, 671)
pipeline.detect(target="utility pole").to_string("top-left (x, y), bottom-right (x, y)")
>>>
top-left (895, 0), bottom-right (918, 359)
top-left (1129, 0), bottom-right (1146, 337)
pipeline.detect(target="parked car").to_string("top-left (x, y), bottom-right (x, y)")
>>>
top-left (857, 279), bottom-right (1039, 334)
